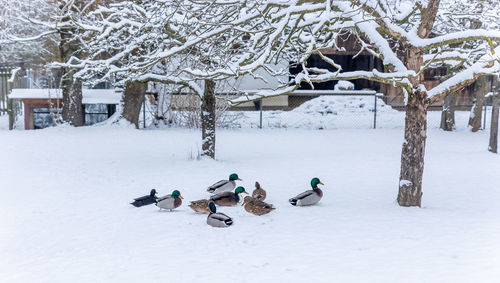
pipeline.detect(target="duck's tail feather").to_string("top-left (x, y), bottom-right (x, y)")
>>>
top-left (289, 198), bottom-right (297, 206)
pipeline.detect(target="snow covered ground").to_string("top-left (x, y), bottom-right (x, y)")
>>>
top-left (0, 106), bottom-right (499, 282)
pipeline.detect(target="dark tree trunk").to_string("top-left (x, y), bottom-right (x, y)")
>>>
top-left (440, 92), bottom-right (456, 131)
top-left (468, 76), bottom-right (488, 132)
top-left (122, 81), bottom-right (146, 128)
top-left (60, 74), bottom-right (83, 126)
top-left (398, 90), bottom-right (427, 207)
top-left (201, 79), bottom-right (216, 159)
top-left (58, 19), bottom-right (84, 126)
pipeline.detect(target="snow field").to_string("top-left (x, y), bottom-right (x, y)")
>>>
top-left (0, 125), bottom-right (499, 282)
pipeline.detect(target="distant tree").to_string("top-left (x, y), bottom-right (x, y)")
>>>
top-left (440, 92), bottom-right (456, 131)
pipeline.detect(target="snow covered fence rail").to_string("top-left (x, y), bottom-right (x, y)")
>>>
top-left (233, 89), bottom-right (392, 130)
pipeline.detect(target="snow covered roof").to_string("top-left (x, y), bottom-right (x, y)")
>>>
top-left (9, 89), bottom-right (122, 104)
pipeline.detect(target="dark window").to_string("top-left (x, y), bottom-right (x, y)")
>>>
top-left (289, 54), bottom-right (384, 91)
top-left (33, 108), bottom-right (60, 129)
top-left (84, 104), bottom-right (116, 125)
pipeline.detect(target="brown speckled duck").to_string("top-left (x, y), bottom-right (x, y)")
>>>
top-left (210, 186), bottom-right (248, 206)
top-left (188, 199), bottom-right (211, 214)
top-left (242, 196), bottom-right (275, 216)
top-left (252, 182), bottom-right (266, 200)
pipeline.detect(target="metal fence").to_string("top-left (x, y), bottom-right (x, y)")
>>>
top-left (251, 91), bottom-right (382, 129)
top-left (141, 91), bottom-right (493, 131)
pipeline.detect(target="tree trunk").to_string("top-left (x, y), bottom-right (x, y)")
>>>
top-left (201, 79), bottom-right (216, 159)
top-left (468, 76), bottom-right (487, 132)
top-left (122, 81), bottom-right (146, 128)
top-left (59, 19), bottom-right (84, 126)
top-left (60, 74), bottom-right (84, 126)
top-left (489, 82), bottom-right (499, 153)
top-left (440, 92), bottom-right (456, 131)
top-left (398, 91), bottom-right (427, 207)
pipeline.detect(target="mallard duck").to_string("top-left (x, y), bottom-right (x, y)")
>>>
top-left (188, 199), bottom-right (210, 214)
top-left (210, 186), bottom-right (248, 206)
top-left (207, 173), bottom-right (242, 194)
top-left (130, 189), bottom-right (158, 207)
top-left (242, 196), bottom-right (275, 216)
top-left (207, 202), bottom-right (233, 228)
top-left (289, 178), bottom-right (324, 206)
top-left (252, 181), bottom-right (266, 200)
top-left (156, 190), bottom-right (184, 211)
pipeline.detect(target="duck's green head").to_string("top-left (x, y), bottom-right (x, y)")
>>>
top-left (172, 190), bottom-right (184, 199)
top-left (235, 186), bottom-right (248, 195)
top-left (311, 178), bottom-right (324, 188)
top-left (208, 201), bottom-right (217, 213)
top-left (229, 173), bottom-right (242, 181)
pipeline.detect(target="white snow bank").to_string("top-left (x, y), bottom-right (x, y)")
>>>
top-left (0, 127), bottom-right (499, 283)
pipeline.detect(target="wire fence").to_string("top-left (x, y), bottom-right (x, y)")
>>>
top-left (139, 91), bottom-right (493, 131)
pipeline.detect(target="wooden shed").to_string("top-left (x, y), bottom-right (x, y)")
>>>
top-left (8, 89), bottom-right (122, 129)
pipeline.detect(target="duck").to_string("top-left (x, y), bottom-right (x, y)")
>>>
top-left (207, 201), bottom-right (233, 228)
top-left (188, 199), bottom-right (211, 214)
top-left (207, 173), bottom-right (242, 194)
top-left (242, 196), bottom-right (275, 216)
top-left (252, 181), bottom-right (266, 200)
top-left (210, 186), bottom-right (248, 206)
top-left (130, 189), bottom-right (158, 207)
top-left (289, 178), bottom-right (324, 206)
top-left (156, 190), bottom-right (184, 211)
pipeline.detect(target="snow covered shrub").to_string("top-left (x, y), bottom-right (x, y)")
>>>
top-left (168, 94), bottom-right (241, 129)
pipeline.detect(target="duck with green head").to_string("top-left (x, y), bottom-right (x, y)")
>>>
top-left (156, 190), bottom-right (184, 211)
top-left (289, 178), bottom-right (324, 206)
top-left (207, 173), bottom-right (242, 194)
top-left (207, 202), bottom-right (233, 228)
top-left (210, 186), bottom-right (248, 206)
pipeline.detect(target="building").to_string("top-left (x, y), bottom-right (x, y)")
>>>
top-left (8, 88), bottom-right (121, 129)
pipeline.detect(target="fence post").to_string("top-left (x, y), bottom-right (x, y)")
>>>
top-left (142, 98), bottom-right (146, 128)
top-left (259, 98), bottom-right (263, 129)
top-left (373, 93), bottom-right (377, 129)
top-left (483, 98), bottom-right (487, 130)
